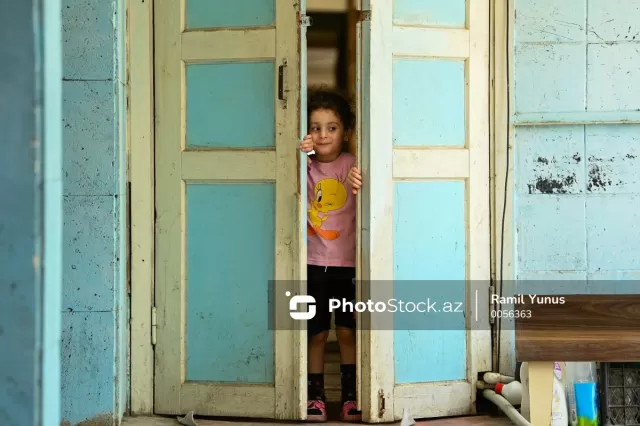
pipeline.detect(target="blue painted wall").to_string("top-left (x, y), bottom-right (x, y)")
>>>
top-left (508, 3), bottom-right (640, 373)
top-left (0, 0), bottom-right (63, 424)
top-left (59, 0), bottom-right (128, 423)
top-left (513, 0), bottom-right (640, 289)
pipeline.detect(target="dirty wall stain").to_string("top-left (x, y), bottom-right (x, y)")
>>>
top-left (526, 153), bottom-right (582, 194)
top-left (587, 152), bottom-right (638, 192)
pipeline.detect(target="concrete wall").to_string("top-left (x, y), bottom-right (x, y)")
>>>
top-left (513, 0), bottom-right (640, 288)
top-left (59, 0), bottom-right (128, 423)
top-left (0, 0), bottom-right (63, 425)
top-left (491, 0), bottom-right (640, 376)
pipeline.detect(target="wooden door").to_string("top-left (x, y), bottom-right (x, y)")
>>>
top-left (358, 0), bottom-right (491, 421)
top-left (153, 0), bottom-right (307, 419)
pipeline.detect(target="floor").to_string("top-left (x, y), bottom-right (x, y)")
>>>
top-left (122, 415), bottom-right (514, 426)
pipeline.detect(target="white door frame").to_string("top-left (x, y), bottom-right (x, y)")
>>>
top-left (128, 0), bottom-right (155, 414)
top-left (491, 0), bottom-right (517, 377)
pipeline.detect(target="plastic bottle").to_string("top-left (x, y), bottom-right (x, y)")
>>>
top-left (564, 363), bottom-right (578, 426)
top-left (495, 381), bottom-right (522, 406)
top-left (551, 372), bottom-right (569, 426)
top-left (572, 362), bottom-right (599, 425)
top-left (520, 362), bottom-right (530, 421)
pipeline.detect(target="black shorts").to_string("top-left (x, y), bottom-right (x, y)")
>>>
top-left (307, 264), bottom-right (356, 337)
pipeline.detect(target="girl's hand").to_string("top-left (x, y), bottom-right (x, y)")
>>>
top-left (348, 167), bottom-right (362, 194)
top-left (300, 135), bottom-right (314, 165)
top-left (300, 134), bottom-right (314, 153)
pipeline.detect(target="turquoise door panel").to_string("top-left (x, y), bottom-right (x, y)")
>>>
top-left (186, 183), bottom-right (275, 383)
top-left (393, 0), bottom-right (466, 27)
top-left (393, 182), bottom-right (467, 383)
top-left (186, 0), bottom-right (275, 29)
top-left (392, 59), bottom-right (466, 147)
top-left (186, 62), bottom-right (275, 149)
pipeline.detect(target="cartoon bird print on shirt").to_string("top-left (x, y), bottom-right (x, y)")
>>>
top-left (308, 178), bottom-right (347, 240)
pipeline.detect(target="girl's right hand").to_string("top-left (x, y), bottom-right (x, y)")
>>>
top-left (300, 134), bottom-right (314, 154)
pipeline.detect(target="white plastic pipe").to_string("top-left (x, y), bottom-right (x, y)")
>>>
top-left (483, 372), bottom-right (515, 384)
top-left (482, 389), bottom-right (531, 426)
top-left (475, 380), bottom-right (496, 390)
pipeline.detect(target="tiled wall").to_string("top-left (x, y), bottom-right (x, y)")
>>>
top-left (60, 0), bottom-right (127, 423)
top-left (513, 0), bottom-right (640, 290)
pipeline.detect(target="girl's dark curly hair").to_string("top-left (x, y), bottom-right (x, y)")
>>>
top-left (307, 85), bottom-right (356, 132)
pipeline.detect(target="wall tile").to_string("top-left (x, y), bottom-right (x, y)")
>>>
top-left (60, 311), bottom-right (115, 425)
top-left (62, 196), bottom-right (115, 312)
top-left (514, 0), bottom-right (586, 43)
top-left (516, 196), bottom-right (587, 271)
top-left (62, 0), bottom-right (115, 79)
top-left (586, 195), bottom-right (640, 272)
top-left (587, 44), bottom-right (640, 111)
top-left (585, 125), bottom-right (640, 194)
top-left (63, 81), bottom-right (116, 196)
top-left (588, 270), bottom-right (640, 294)
top-left (514, 43), bottom-right (586, 113)
top-left (515, 125), bottom-right (586, 195)
top-left (587, 0), bottom-right (640, 42)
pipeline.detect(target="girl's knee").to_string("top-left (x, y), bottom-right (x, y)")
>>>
top-left (336, 327), bottom-right (355, 345)
top-left (309, 330), bottom-right (330, 346)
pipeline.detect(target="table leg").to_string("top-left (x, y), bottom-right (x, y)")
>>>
top-left (528, 361), bottom-right (555, 425)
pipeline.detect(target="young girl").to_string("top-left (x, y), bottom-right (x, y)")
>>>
top-left (299, 87), bottom-right (363, 422)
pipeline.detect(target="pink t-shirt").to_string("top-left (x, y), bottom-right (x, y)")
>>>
top-left (307, 152), bottom-right (356, 267)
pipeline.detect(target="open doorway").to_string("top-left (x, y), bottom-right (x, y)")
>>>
top-left (305, 0), bottom-right (359, 418)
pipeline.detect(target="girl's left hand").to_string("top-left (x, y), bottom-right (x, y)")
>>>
top-left (347, 167), bottom-right (362, 194)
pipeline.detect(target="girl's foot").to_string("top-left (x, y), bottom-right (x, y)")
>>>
top-left (340, 400), bottom-right (362, 422)
top-left (307, 399), bottom-right (327, 422)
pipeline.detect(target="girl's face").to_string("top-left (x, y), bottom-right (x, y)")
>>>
top-left (309, 108), bottom-right (346, 162)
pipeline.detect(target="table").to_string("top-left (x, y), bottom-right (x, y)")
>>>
top-left (514, 294), bottom-right (640, 425)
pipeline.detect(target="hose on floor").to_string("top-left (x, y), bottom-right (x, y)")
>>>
top-left (482, 389), bottom-right (532, 426)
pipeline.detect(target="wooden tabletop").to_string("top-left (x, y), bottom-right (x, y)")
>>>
top-left (514, 294), bottom-right (640, 361)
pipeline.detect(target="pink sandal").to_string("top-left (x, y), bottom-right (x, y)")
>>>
top-left (307, 399), bottom-right (327, 422)
top-left (340, 400), bottom-right (362, 422)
